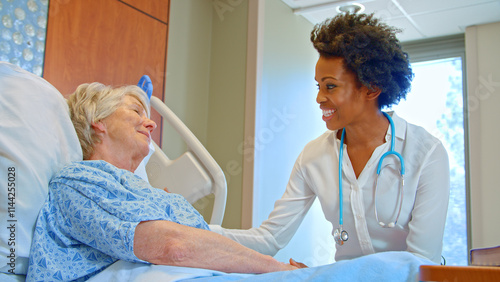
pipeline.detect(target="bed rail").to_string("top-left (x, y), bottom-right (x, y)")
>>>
top-left (146, 96), bottom-right (227, 225)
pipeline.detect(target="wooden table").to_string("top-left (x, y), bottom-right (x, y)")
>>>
top-left (419, 265), bottom-right (500, 281)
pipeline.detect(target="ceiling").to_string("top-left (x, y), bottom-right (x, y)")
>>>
top-left (280, 0), bottom-right (500, 42)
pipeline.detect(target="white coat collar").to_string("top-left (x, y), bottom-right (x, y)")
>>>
top-left (385, 111), bottom-right (407, 141)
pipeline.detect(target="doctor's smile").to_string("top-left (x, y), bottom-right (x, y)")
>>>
top-left (321, 108), bottom-right (336, 121)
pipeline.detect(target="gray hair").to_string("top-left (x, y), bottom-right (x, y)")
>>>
top-left (67, 82), bottom-right (150, 159)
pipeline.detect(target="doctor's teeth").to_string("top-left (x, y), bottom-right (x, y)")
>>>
top-left (323, 109), bottom-right (335, 117)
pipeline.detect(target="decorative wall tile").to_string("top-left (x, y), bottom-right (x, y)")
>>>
top-left (0, 0), bottom-right (48, 76)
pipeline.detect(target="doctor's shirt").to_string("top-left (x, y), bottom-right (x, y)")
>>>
top-left (211, 112), bottom-right (450, 264)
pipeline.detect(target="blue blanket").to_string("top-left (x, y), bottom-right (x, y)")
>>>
top-left (87, 251), bottom-right (434, 282)
top-left (183, 251), bottom-right (434, 282)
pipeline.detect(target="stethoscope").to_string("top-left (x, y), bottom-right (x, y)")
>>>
top-left (334, 112), bottom-right (405, 246)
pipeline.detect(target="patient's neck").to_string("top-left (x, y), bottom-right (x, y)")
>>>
top-left (88, 145), bottom-right (142, 173)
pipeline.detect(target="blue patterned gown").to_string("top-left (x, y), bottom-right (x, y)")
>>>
top-left (26, 160), bottom-right (209, 282)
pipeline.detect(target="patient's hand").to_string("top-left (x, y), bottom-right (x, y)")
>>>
top-left (289, 258), bottom-right (308, 268)
top-left (279, 262), bottom-right (299, 271)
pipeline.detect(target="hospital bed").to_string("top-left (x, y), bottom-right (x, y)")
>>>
top-left (0, 62), bottom-right (433, 281)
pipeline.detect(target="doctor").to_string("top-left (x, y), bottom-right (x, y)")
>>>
top-left (211, 12), bottom-right (450, 264)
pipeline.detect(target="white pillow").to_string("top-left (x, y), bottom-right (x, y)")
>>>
top-left (0, 62), bottom-right (82, 275)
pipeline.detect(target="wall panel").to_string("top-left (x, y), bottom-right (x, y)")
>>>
top-left (44, 0), bottom-right (169, 145)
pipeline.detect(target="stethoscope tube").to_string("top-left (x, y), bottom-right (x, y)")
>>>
top-left (334, 129), bottom-right (348, 246)
top-left (374, 112), bottom-right (405, 228)
top-left (334, 112), bottom-right (405, 246)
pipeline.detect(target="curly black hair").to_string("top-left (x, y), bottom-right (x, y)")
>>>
top-left (311, 13), bottom-right (413, 109)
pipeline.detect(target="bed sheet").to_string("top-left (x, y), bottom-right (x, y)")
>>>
top-left (88, 251), bottom-right (434, 282)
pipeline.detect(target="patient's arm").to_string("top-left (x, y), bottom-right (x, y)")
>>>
top-left (134, 220), bottom-right (297, 273)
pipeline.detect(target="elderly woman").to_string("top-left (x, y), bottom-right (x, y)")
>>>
top-left (211, 13), bottom-right (450, 264)
top-left (26, 83), bottom-right (296, 281)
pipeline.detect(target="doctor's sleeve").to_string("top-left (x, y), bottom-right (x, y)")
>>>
top-left (210, 150), bottom-right (317, 256)
top-left (405, 141), bottom-right (450, 264)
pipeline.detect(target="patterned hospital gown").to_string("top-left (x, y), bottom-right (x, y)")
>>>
top-left (26, 160), bottom-right (209, 281)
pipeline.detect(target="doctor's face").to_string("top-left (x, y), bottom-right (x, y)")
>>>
top-left (315, 56), bottom-right (368, 131)
top-left (101, 95), bottom-right (156, 160)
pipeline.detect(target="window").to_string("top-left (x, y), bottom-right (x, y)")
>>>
top-left (394, 35), bottom-right (468, 265)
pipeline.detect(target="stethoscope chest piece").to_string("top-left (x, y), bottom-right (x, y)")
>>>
top-left (333, 226), bottom-right (348, 246)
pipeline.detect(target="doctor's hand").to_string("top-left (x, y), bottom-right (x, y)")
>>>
top-left (289, 258), bottom-right (308, 268)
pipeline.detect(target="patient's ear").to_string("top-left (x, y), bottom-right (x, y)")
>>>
top-left (91, 121), bottom-right (107, 135)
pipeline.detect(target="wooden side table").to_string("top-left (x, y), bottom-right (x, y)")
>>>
top-left (419, 265), bottom-right (500, 281)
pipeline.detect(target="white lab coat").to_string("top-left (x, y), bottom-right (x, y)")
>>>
top-left (211, 112), bottom-right (450, 264)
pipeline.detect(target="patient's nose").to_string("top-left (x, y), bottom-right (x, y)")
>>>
top-left (145, 118), bottom-right (157, 132)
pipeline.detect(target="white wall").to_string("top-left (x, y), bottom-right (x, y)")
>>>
top-left (250, 0), bottom-right (335, 266)
top-left (163, 0), bottom-right (214, 221)
top-left (205, 0), bottom-right (249, 229)
top-left (163, 0), bottom-right (212, 158)
top-left (164, 0), bottom-right (249, 228)
top-left (466, 21), bottom-right (500, 249)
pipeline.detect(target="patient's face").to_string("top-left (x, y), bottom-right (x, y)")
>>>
top-left (101, 95), bottom-right (156, 161)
